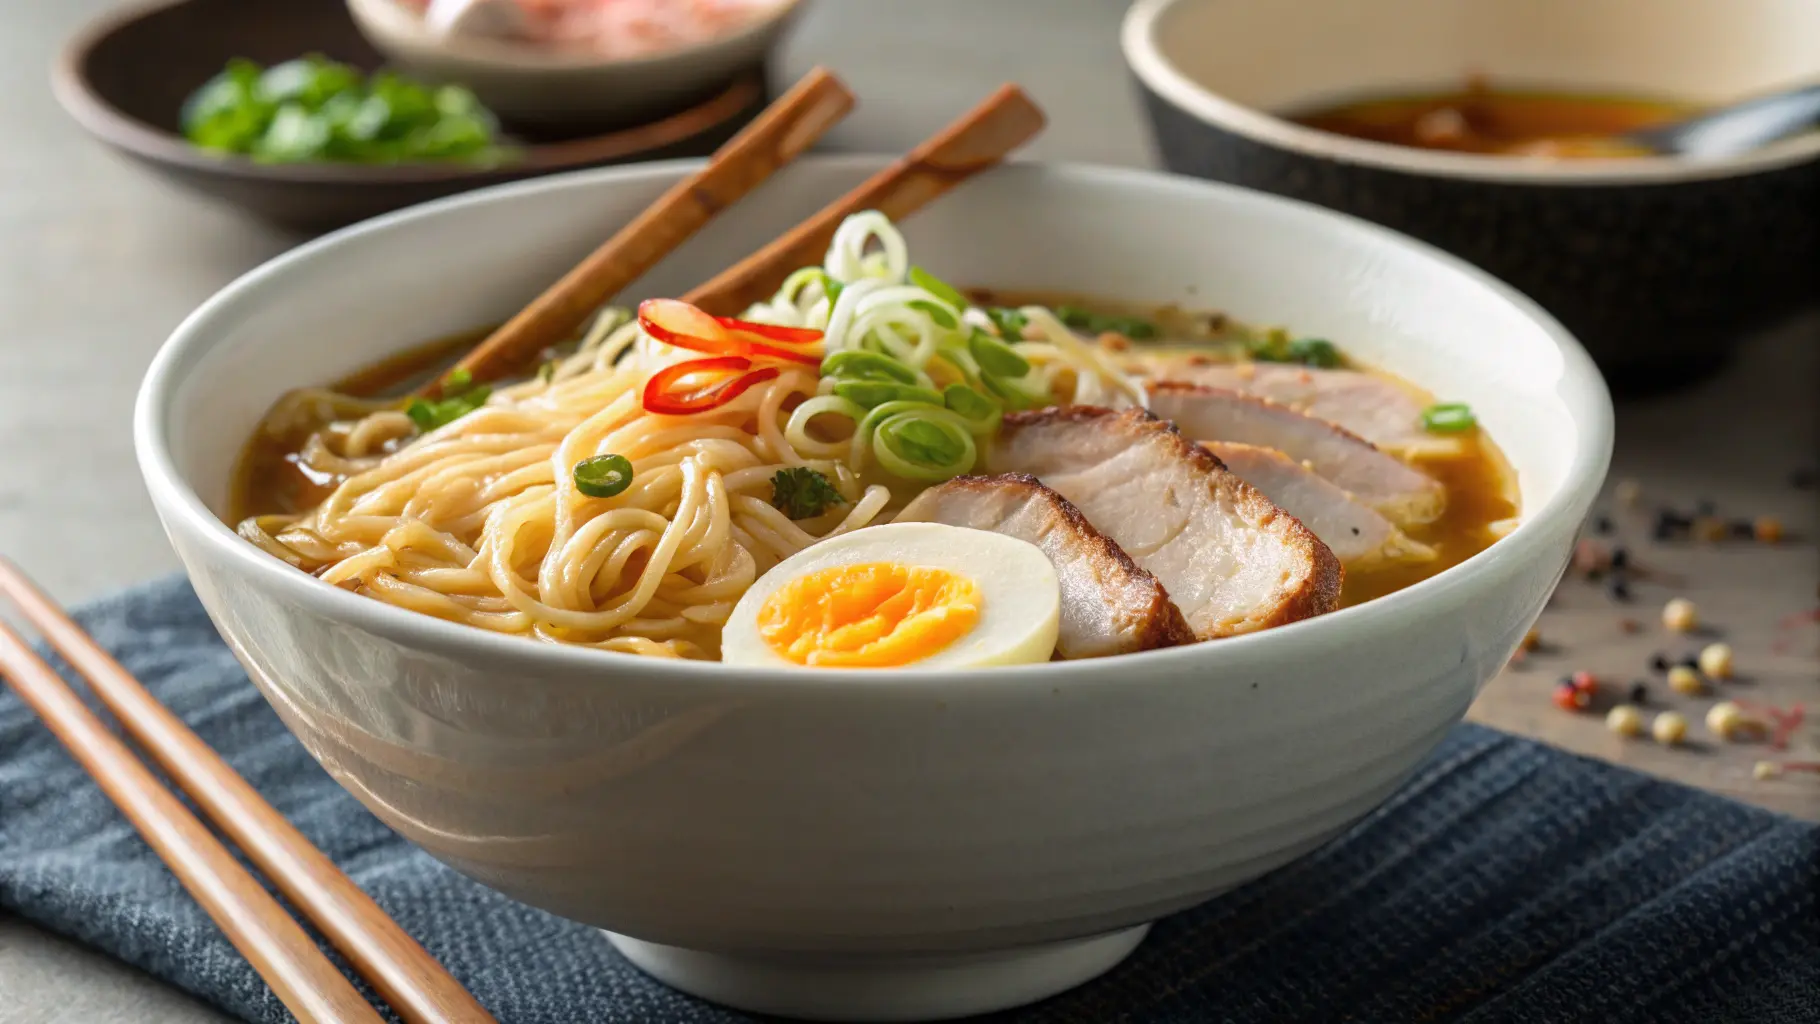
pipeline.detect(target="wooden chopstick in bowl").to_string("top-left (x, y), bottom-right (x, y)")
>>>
top-left (684, 83), bottom-right (1047, 315)
top-left (431, 79), bottom-right (1045, 394)
top-left (0, 559), bottom-right (495, 1024)
top-left (422, 66), bottom-right (857, 396)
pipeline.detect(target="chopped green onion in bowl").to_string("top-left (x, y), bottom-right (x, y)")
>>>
top-left (181, 55), bottom-right (513, 166)
top-left (1421, 402), bottom-right (1478, 433)
top-left (1055, 306), bottom-right (1159, 340)
top-left (404, 368), bottom-right (491, 431)
top-left (573, 454), bottom-right (635, 498)
top-left (984, 306), bottom-right (1028, 340)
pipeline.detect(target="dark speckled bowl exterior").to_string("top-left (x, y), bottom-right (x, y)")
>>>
top-left (1139, 88), bottom-right (1820, 395)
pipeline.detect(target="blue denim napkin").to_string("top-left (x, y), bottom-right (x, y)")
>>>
top-left (1, 576), bottom-right (1815, 1023)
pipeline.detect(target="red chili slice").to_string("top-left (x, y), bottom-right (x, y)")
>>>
top-left (640, 299), bottom-right (823, 366)
top-left (642, 356), bottom-right (782, 416)
top-left (716, 316), bottom-right (824, 344)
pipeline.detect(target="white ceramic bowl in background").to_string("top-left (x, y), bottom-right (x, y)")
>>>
top-left (136, 157), bottom-right (1611, 1022)
top-left (346, 0), bottom-right (804, 128)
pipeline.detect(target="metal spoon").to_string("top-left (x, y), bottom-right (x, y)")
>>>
top-left (1625, 82), bottom-right (1820, 158)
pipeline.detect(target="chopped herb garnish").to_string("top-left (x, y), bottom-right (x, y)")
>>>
top-left (908, 265), bottom-right (968, 311)
top-left (770, 467), bottom-right (847, 520)
top-left (1055, 306), bottom-right (1159, 340)
top-left (968, 329), bottom-right (1031, 378)
top-left (943, 383), bottom-right (998, 421)
top-left (821, 349), bottom-right (920, 384)
top-left (404, 367), bottom-right (490, 431)
top-left (180, 55), bottom-right (510, 165)
top-left (1421, 402), bottom-right (1477, 433)
top-left (1285, 337), bottom-right (1342, 368)
top-left (984, 306), bottom-right (1028, 340)
top-left (908, 299), bottom-right (958, 330)
top-left (572, 454), bottom-right (634, 498)
top-left (1249, 331), bottom-right (1344, 367)
top-left (883, 417), bottom-right (964, 466)
top-left (832, 380), bottom-right (945, 410)
top-left (405, 369), bottom-right (490, 431)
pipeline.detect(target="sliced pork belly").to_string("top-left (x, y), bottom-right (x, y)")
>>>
top-left (986, 407), bottom-right (1342, 639)
top-left (1149, 362), bottom-right (1464, 458)
top-left (1202, 442), bottom-right (1435, 570)
top-left (895, 474), bottom-right (1194, 659)
top-left (1146, 383), bottom-right (1446, 527)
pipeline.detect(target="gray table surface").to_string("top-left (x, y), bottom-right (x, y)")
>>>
top-left (1, 1), bottom-right (1814, 1021)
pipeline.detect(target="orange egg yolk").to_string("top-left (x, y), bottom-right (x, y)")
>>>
top-left (756, 562), bottom-right (983, 667)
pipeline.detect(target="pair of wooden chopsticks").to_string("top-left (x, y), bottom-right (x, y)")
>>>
top-left (422, 67), bottom-right (1046, 396)
top-left (0, 71), bottom-right (1044, 1021)
top-left (0, 557), bottom-right (491, 1023)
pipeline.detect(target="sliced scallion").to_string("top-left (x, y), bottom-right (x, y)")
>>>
top-left (1421, 402), bottom-right (1477, 434)
top-left (572, 454), bottom-right (634, 498)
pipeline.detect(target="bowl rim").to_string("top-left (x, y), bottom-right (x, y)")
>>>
top-left (49, 0), bottom-right (765, 185)
top-left (1121, 0), bottom-right (1820, 186)
top-left (344, 0), bottom-right (805, 72)
top-left (135, 154), bottom-right (1614, 692)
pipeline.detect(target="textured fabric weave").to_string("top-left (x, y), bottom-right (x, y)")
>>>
top-left (0, 576), bottom-right (1815, 1023)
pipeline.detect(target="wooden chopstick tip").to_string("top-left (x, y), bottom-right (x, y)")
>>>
top-left (989, 83), bottom-right (1048, 129)
top-left (770, 67), bottom-right (858, 156)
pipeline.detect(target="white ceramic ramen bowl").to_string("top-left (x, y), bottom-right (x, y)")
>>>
top-left (136, 157), bottom-right (1611, 1022)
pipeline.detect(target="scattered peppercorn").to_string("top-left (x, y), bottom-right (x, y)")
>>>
top-left (1593, 515), bottom-right (1615, 536)
top-left (1652, 509), bottom-right (1690, 541)
top-left (1728, 518), bottom-right (1756, 540)
top-left (1662, 597), bottom-right (1699, 633)
top-left (1698, 642), bottom-right (1734, 681)
top-left (1694, 517), bottom-right (1728, 543)
top-left (1627, 681), bottom-right (1649, 705)
top-left (1553, 681), bottom-right (1592, 712)
top-left (1667, 665), bottom-right (1705, 695)
top-left (1608, 577), bottom-right (1632, 602)
top-left (1650, 653), bottom-right (1671, 673)
top-left (1705, 700), bottom-right (1756, 741)
top-left (1651, 711), bottom-right (1689, 746)
top-left (1609, 547), bottom-right (1630, 570)
top-left (1755, 516), bottom-right (1784, 544)
top-left (1606, 704), bottom-right (1644, 737)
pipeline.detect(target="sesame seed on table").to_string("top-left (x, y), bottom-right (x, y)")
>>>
top-left (1468, 310), bottom-right (1820, 821)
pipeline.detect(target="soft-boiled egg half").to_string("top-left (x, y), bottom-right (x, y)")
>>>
top-left (722, 522), bottom-right (1061, 669)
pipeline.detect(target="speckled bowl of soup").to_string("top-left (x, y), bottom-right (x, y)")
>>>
top-left (136, 156), bottom-right (1611, 1021)
top-left (1123, 0), bottom-right (1820, 394)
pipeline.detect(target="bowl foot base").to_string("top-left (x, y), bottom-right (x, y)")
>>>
top-left (606, 924), bottom-right (1150, 1021)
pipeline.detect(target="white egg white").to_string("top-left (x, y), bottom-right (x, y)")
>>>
top-left (722, 522), bottom-right (1061, 669)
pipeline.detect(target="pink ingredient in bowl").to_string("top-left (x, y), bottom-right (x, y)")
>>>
top-left (401, 0), bottom-right (787, 58)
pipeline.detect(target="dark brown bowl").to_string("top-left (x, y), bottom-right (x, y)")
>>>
top-left (53, 0), bottom-right (766, 233)
top-left (1121, 0), bottom-right (1820, 396)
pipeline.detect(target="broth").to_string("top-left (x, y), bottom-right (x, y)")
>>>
top-left (1291, 77), bottom-right (1695, 157)
top-left (231, 329), bottom-right (484, 521)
